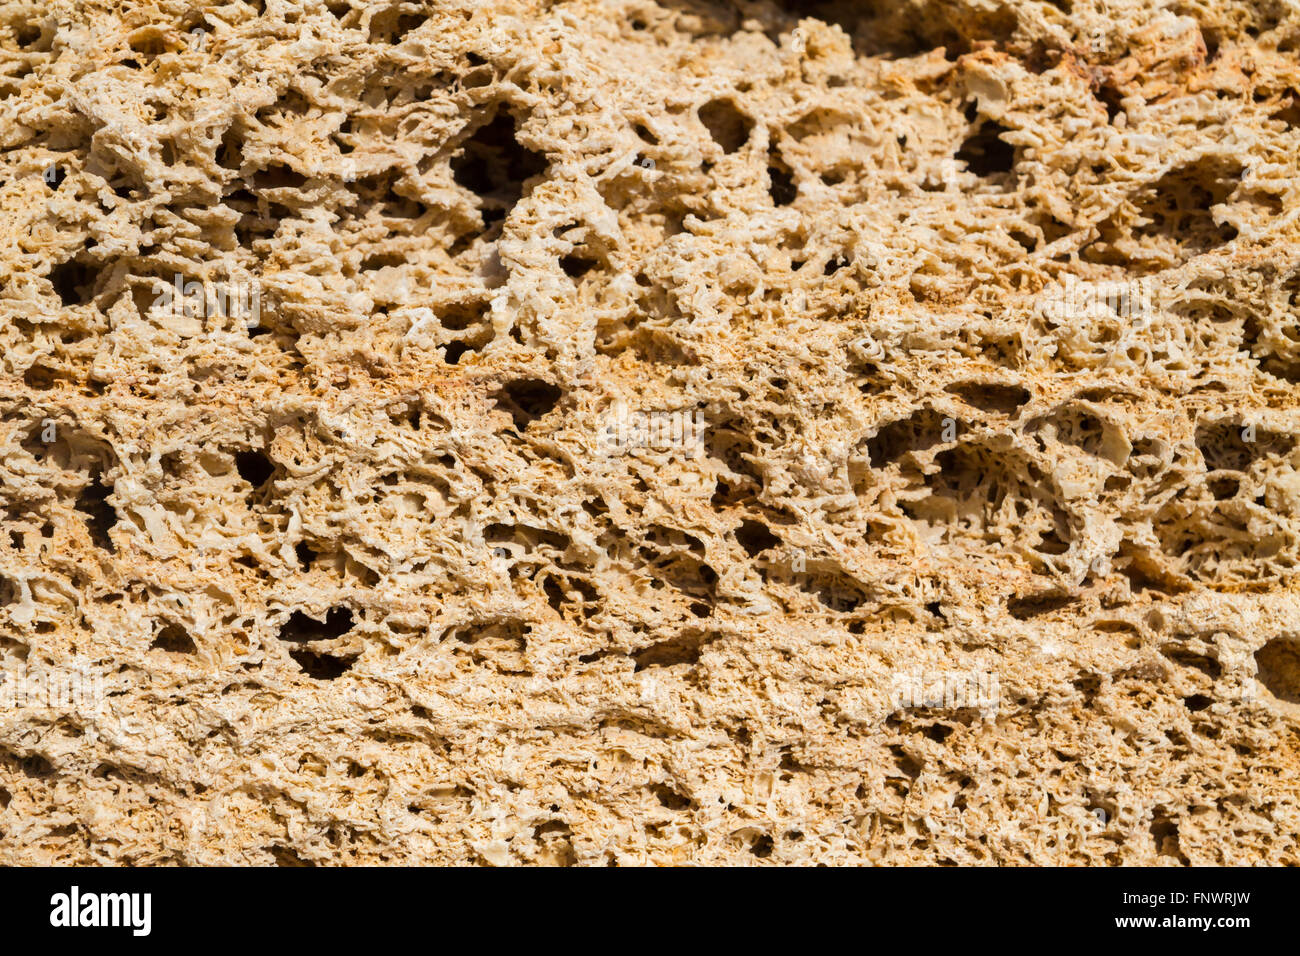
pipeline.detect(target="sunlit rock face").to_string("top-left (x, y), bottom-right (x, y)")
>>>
top-left (0, 0), bottom-right (1298, 865)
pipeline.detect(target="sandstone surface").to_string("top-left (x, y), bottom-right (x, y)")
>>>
top-left (1, 0), bottom-right (1299, 865)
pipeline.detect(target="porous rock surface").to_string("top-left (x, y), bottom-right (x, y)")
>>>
top-left (1, 0), bottom-right (1299, 865)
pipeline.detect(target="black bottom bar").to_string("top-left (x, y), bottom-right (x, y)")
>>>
top-left (5, 865), bottom-right (1277, 943)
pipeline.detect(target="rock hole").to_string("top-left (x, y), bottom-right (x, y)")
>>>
top-left (1118, 551), bottom-right (1186, 595)
top-left (1035, 528), bottom-right (1070, 555)
top-left (448, 620), bottom-right (529, 656)
top-left (494, 379), bottom-right (563, 430)
top-left (865, 408), bottom-right (947, 467)
top-left (437, 302), bottom-right (487, 331)
top-left (945, 382), bottom-right (1029, 415)
top-left (269, 845), bottom-right (315, 866)
top-left (49, 258), bottom-right (96, 307)
top-left (823, 253), bottom-right (850, 276)
top-left (650, 783), bottom-right (692, 810)
top-left (15, 22), bottom-right (45, 49)
top-left (328, 116), bottom-right (358, 157)
top-left (700, 99), bottom-right (752, 153)
top-left (452, 110), bottom-right (547, 225)
top-left (23, 365), bottom-right (59, 390)
top-left (1196, 420), bottom-right (1292, 472)
top-left (217, 128), bottom-right (244, 171)
top-left (1027, 407), bottom-right (1108, 457)
top-left (1135, 159), bottom-right (1242, 254)
top-left (1149, 809), bottom-right (1188, 863)
top-left (768, 156), bottom-right (797, 206)
top-left (956, 119), bottom-right (1016, 178)
top-left (20, 754), bottom-right (54, 778)
top-left (235, 449), bottom-right (274, 488)
top-left (1007, 591), bottom-right (1072, 619)
top-left (807, 574), bottom-right (867, 612)
top-left (560, 254), bottom-right (598, 280)
top-left (76, 477), bottom-right (116, 552)
top-left (253, 163), bottom-right (308, 191)
top-left (369, 10), bottom-right (426, 43)
top-left (1198, 24), bottom-right (1221, 63)
top-left (1096, 82), bottom-right (1125, 124)
top-left (924, 723), bottom-right (954, 744)
top-left (633, 630), bottom-right (715, 671)
top-left (152, 624), bottom-right (197, 654)
top-left (289, 649), bottom-right (358, 681)
top-left (361, 251), bottom-right (406, 272)
top-left (1207, 476), bottom-right (1239, 500)
top-left (736, 519), bottom-right (780, 556)
top-left (1073, 673), bottom-right (1101, 705)
top-left (771, 0), bottom-right (1015, 60)
top-left (889, 745), bottom-right (922, 779)
top-left (278, 607), bottom-right (355, 643)
top-left (1255, 637), bottom-right (1300, 704)
top-left (127, 31), bottom-right (167, 57)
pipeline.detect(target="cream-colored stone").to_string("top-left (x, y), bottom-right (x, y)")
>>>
top-left (0, 0), bottom-right (1298, 866)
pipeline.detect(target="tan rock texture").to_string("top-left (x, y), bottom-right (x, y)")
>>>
top-left (1, 0), bottom-right (1299, 865)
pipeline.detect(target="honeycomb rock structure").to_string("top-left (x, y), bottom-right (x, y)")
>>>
top-left (2, 0), bottom-right (1300, 866)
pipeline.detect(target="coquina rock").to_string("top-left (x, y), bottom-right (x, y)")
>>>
top-left (1, 0), bottom-right (1298, 865)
